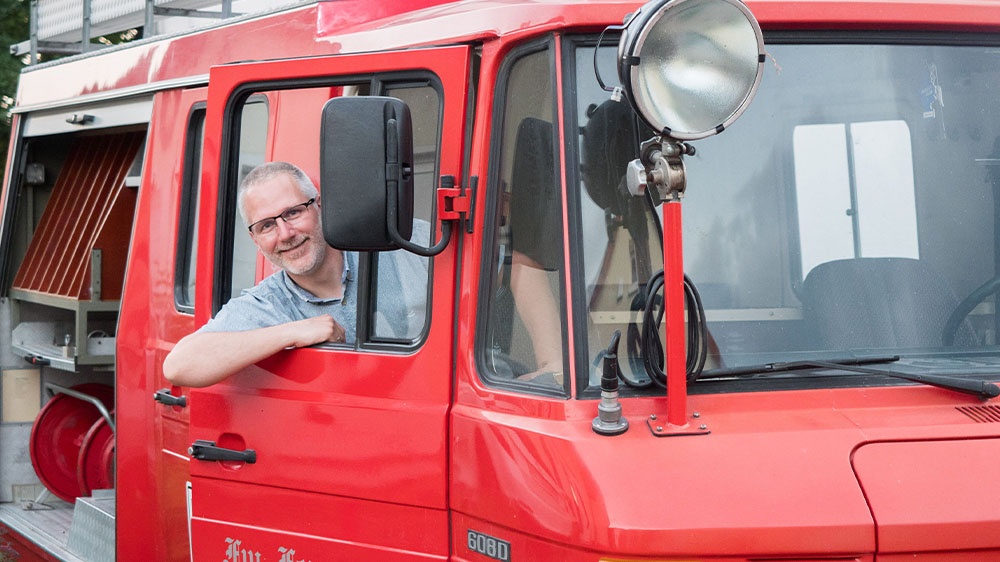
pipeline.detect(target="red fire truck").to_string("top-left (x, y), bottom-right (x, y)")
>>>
top-left (0, 0), bottom-right (999, 560)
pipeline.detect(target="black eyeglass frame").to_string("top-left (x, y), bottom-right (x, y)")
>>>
top-left (247, 198), bottom-right (317, 236)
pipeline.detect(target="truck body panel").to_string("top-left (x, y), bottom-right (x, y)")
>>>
top-left (0, 0), bottom-right (998, 561)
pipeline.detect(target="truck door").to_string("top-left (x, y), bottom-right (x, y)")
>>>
top-left (186, 46), bottom-right (471, 561)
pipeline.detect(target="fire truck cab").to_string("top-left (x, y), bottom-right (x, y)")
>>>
top-left (0, 0), bottom-right (999, 560)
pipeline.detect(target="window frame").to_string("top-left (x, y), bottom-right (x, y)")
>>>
top-left (474, 35), bottom-right (572, 398)
top-left (174, 102), bottom-right (207, 313)
top-left (558, 30), bottom-right (1000, 398)
top-left (213, 72), bottom-right (443, 351)
top-left (226, 94), bottom-right (271, 304)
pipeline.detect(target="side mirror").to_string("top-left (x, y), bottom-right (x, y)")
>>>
top-left (320, 96), bottom-right (414, 251)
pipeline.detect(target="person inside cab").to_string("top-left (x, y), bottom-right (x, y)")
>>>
top-left (162, 161), bottom-right (426, 387)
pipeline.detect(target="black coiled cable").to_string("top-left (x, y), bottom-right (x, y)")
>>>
top-left (622, 270), bottom-right (708, 388)
top-left (617, 155), bottom-right (709, 388)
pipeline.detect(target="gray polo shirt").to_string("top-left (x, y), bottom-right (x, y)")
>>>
top-left (199, 252), bottom-right (361, 342)
top-left (199, 228), bottom-right (430, 343)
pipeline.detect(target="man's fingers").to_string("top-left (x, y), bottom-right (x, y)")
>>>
top-left (332, 320), bottom-right (346, 343)
top-left (289, 315), bottom-right (346, 347)
top-left (325, 318), bottom-right (346, 343)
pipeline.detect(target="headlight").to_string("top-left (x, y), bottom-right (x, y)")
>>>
top-left (617, 0), bottom-right (764, 140)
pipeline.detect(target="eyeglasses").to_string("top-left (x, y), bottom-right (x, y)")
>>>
top-left (248, 198), bottom-right (316, 237)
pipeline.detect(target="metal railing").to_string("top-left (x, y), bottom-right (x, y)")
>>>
top-left (11, 0), bottom-right (236, 64)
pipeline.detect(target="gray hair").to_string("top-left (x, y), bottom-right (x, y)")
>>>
top-left (237, 161), bottom-right (319, 225)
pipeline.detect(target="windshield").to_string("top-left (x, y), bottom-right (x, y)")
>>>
top-left (573, 38), bottom-right (1000, 393)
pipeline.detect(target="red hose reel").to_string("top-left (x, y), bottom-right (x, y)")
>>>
top-left (29, 383), bottom-right (115, 503)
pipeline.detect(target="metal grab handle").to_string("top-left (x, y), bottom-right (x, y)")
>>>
top-left (188, 440), bottom-right (256, 464)
top-left (45, 383), bottom-right (114, 431)
top-left (153, 388), bottom-right (187, 408)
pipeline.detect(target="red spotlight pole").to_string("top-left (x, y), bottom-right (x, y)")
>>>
top-left (662, 198), bottom-right (688, 427)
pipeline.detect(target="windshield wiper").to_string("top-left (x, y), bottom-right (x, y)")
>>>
top-left (700, 355), bottom-right (1000, 399)
top-left (701, 355), bottom-right (902, 378)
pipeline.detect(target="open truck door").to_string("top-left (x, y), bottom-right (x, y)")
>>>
top-left (186, 46), bottom-right (472, 561)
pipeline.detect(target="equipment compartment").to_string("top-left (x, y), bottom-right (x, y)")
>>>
top-left (7, 130), bottom-right (144, 371)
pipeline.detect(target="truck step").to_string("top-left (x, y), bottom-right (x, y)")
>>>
top-left (66, 490), bottom-right (114, 562)
top-left (0, 496), bottom-right (81, 561)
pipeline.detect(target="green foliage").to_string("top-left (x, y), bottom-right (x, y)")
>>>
top-left (0, 0), bottom-right (28, 167)
top-left (0, 0), bottom-right (140, 169)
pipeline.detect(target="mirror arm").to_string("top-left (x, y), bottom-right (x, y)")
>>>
top-left (389, 212), bottom-right (453, 257)
top-left (386, 171), bottom-right (453, 257)
top-left (384, 116), bottom-right (453, 256)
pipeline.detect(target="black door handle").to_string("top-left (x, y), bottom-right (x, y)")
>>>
top-left (154, 388), bottom-right (187, 407)
top-left (188, 440), bottom-right (256, 464)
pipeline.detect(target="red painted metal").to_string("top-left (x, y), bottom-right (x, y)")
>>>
top-left (436, 186), bottom-right (470, 221)
top-left (28, 384), bottom-right (114, 503)
top-left (76, 410), bottom-right (115, 496)
top-left (553, 33), bottom-right (578, 395)
top-left (190, 478), bottom-right (448, 561)
top-left (117, 85), bottom-right (204, 562)
top-left (12, 132), bottom-right (142, 301)
top-left (451, 383), bottom-right (1000, 557)
top-left (16, 1), bottom-right (1000, 112)
top-left (852, 439), bottom-right (1000, 557)
top-left (662, 199), bottom-right (687, 427)
top-left (181, 44), bottom-right (470, 560)
top-left (2, 1), bottom-right (997, 561)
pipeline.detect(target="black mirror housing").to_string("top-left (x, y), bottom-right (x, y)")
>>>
top-left (320, 96), bottom-right (414, 250)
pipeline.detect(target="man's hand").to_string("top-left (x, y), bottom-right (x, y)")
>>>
top-left (285, 315), bottom-right (346, 347)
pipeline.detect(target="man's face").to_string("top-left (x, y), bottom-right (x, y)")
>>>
top-left (244, 173), bottom-right (326, 276)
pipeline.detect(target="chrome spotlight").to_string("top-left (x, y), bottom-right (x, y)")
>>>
top-left (617, 0), bottom-right (765, 140)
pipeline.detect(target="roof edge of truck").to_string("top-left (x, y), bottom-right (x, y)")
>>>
top-left (19, 0), bottom-right (316, 75)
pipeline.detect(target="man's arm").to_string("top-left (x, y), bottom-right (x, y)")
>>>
top-left (509, 251), bottom-right (563, 379)
top-left (163, 315), bottom-right (343, 388)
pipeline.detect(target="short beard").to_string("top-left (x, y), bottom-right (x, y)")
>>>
top-left (268, 235), bottom-right (325, 275)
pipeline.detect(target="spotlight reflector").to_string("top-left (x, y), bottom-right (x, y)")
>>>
top-left (617, 0), bottom-right (764, 140)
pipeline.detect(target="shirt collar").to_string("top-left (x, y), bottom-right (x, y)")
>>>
top-left (281, 251), bottom-right (355, 304)
top-left (342, 251), bottom-right (353, 283)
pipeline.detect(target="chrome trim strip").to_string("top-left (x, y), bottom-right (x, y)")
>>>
top-left (186, 481), bottom-right (194, 562)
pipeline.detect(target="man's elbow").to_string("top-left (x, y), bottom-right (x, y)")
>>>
top-left (162, 349), bottom-right (184, 385)
top-left (163, 335), bottom-right (232, 388)
top-left (162, 355), bottom-right (212, 388)
top-left (163, 337), bottom-right (200, 387)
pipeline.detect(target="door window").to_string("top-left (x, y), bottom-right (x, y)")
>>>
top-left (175, 105), bottom-right (206, 312)
top-left (216, 81), bottom-right (436, 348)
top-left (230, 98), bottom-right (269, 301)
top-left (479, 40), bottom-right (569, 395)
top-left (371, 84), bottom-right (437, 343)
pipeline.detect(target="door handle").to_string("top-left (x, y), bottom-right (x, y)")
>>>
top-left (188, 440), bottom-right (256, 464)
top-left (153, 388), bottom-right (187, 407)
